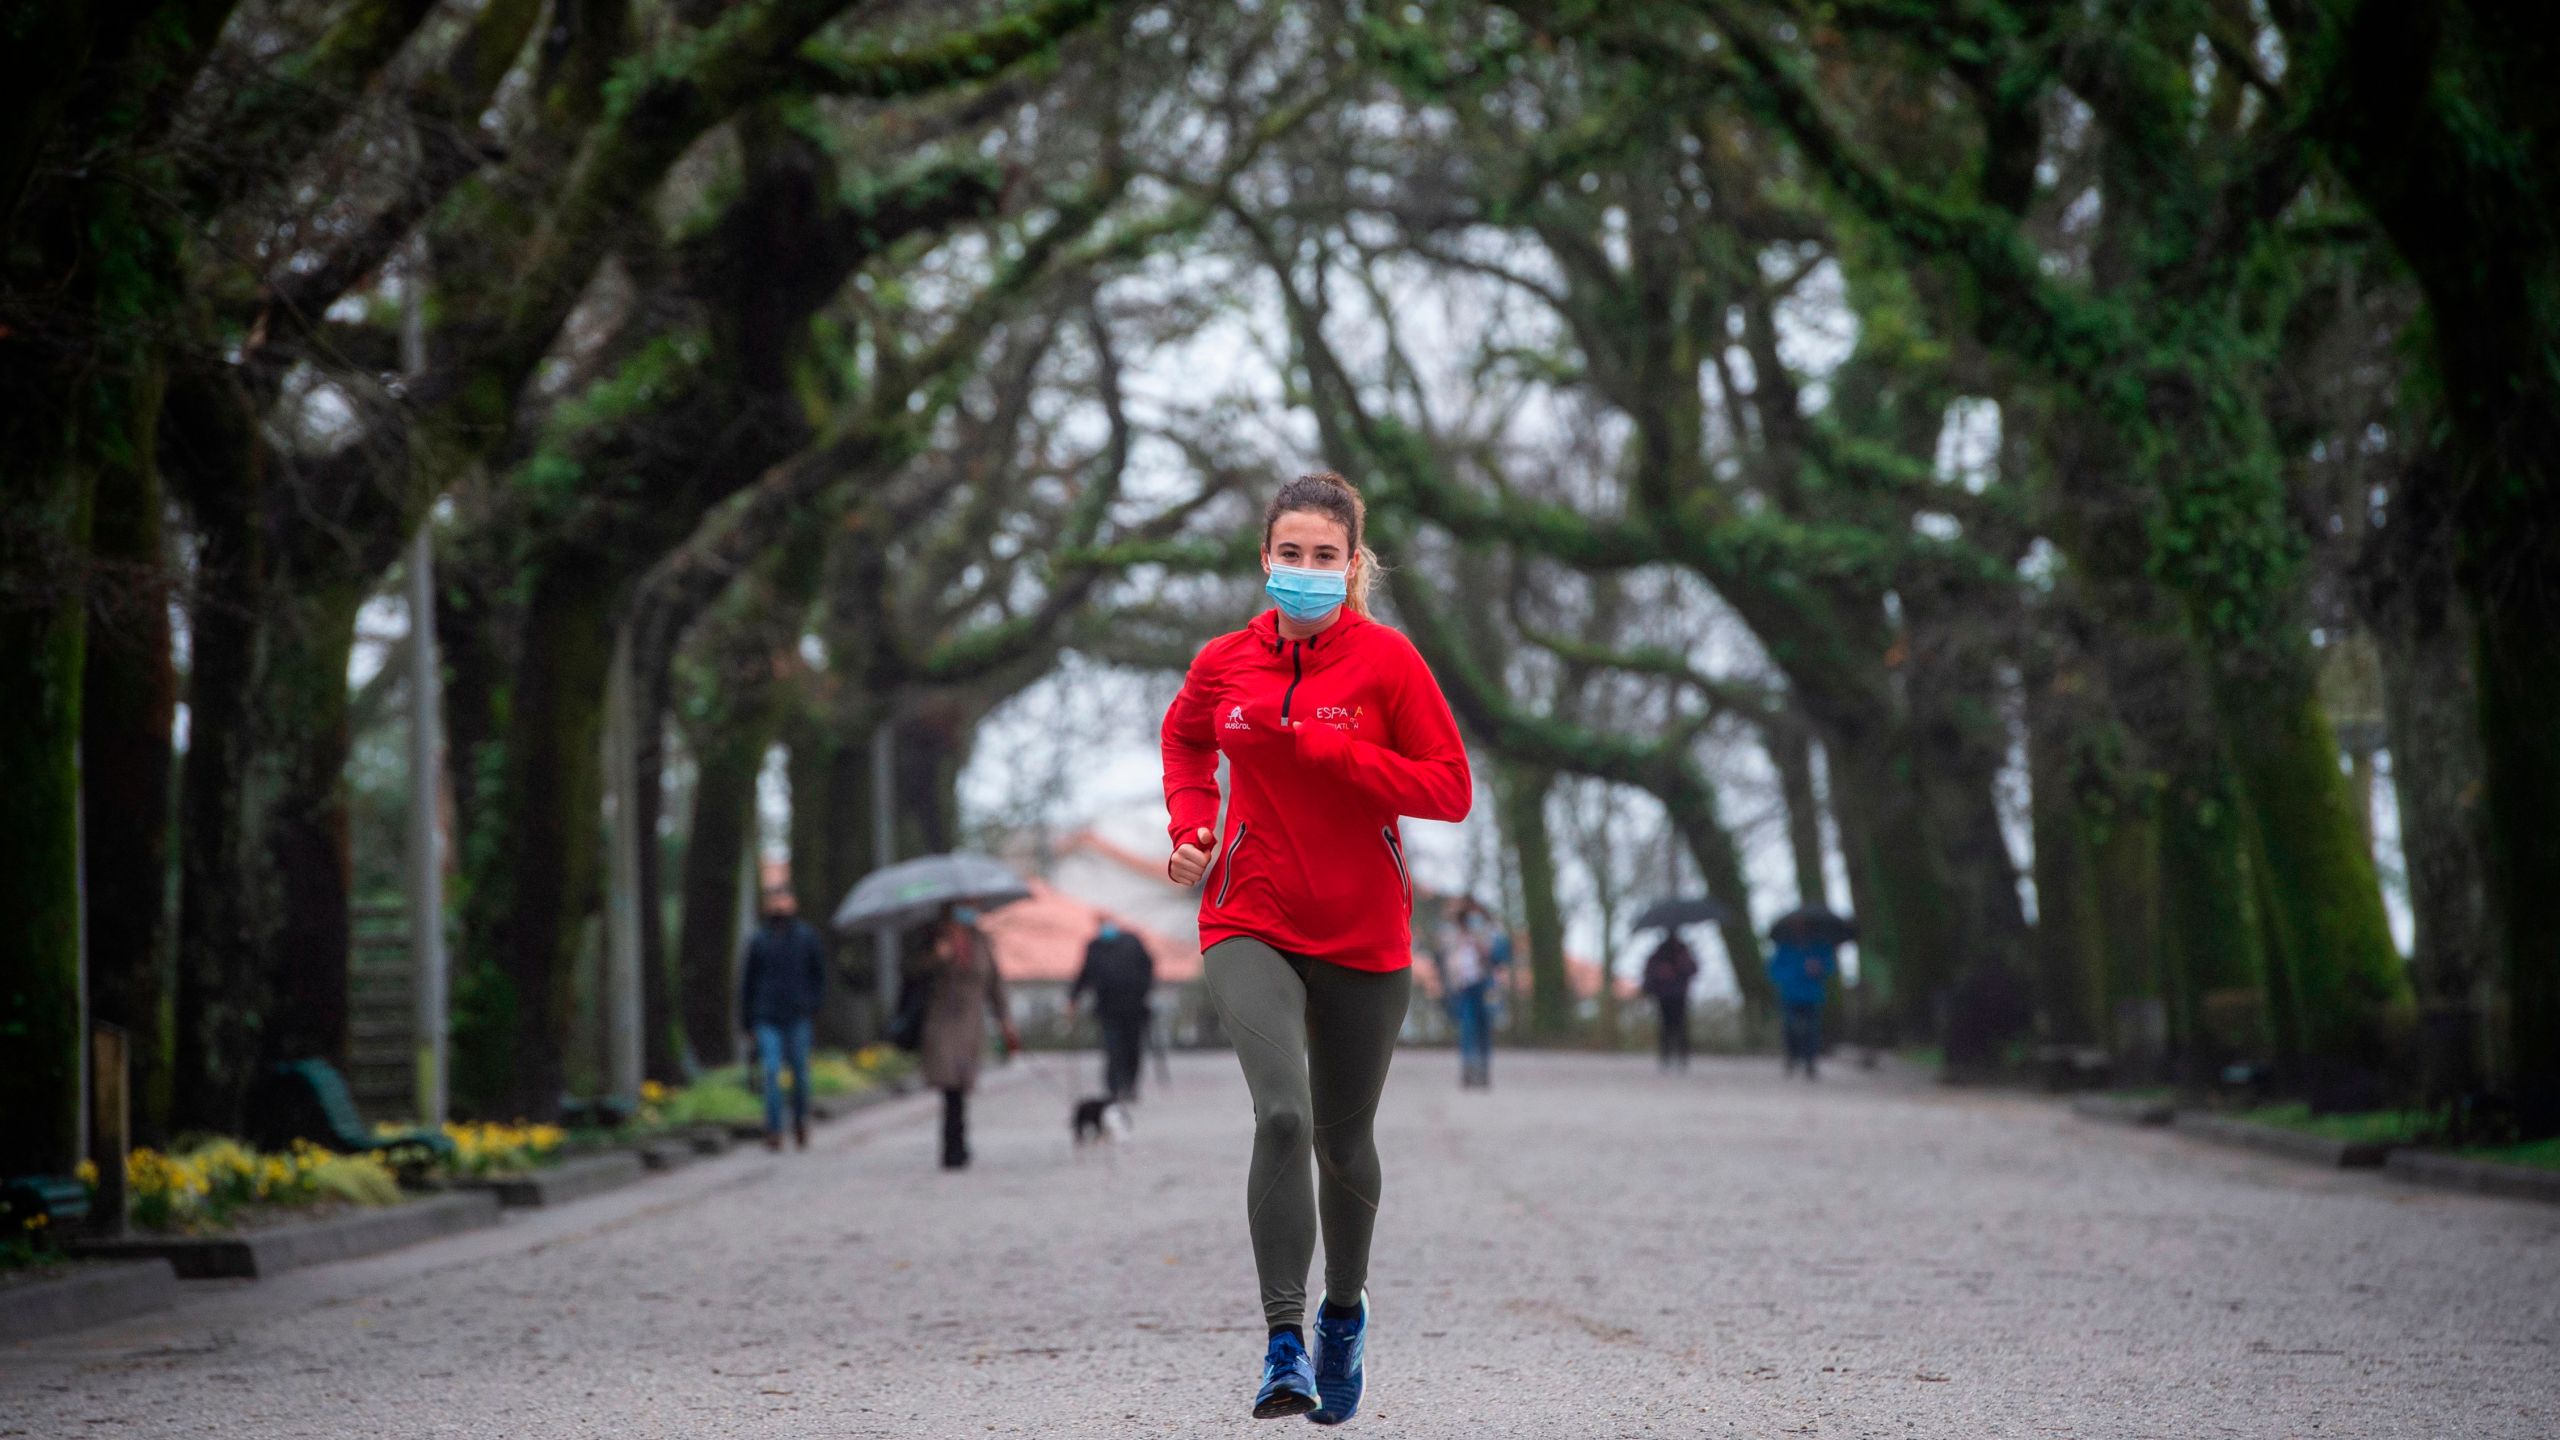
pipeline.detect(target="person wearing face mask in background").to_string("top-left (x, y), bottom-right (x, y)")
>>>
top-left (1161, 470), bottom-right (1473, 1424)
top-left (918, 900), bottom-right (1019, 1170)
top-left (1069, 916), bottom-right (1156, 1101)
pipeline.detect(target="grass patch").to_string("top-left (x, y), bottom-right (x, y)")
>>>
top-left (2237, 1104), bottom-right (2432, 1146)
top-left (649, 1045), bottom-right (916, 1130)
top-left (2456, 1137), bottom-right (2560, 1172)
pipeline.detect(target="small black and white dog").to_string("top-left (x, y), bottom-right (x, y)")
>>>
top-left (1070, 1094), bottom-right (1131, 1147)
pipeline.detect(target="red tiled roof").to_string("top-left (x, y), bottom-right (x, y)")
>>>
top-left (1054, 827), bottom-right (1175, 880)
top-left (979, 876), bottom-right (1203, 985)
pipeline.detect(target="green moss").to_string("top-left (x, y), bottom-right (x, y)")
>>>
top-left (2457, 1138), bottom-right (2560, 1172)
top-left (2239, 1104), bottom-right (2432, 1146)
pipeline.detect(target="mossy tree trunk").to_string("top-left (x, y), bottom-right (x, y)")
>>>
top-left (2299, 0), bottom-right (2560, 1134)
top-left (456, 554), bottom-right (617, 1119)
top-left (2362, 455), bottom-right (2493, 1104)
top-left (1768, 724), bottom-right (1830, 911)
top-left (2086, 795), bottom-right (2164, 1071)
top-left (1495, 760), bottom-right (1572, 1039)
top-left (0, 388), bottom-right (94, 1178)
top-left (253, 580), bottom-right (368, 1073)
top-left (2024, 665), bottom-right (2107, 1049)
top-left (2474, 604), bottom-right (2560, 1129)
top-left (676, 662), bottom-right (780, 1068)
top-left (1822, 731), bottom-right (1961, 1041)
top-left (80, 362), bottom-right (177, 1145)
top-left (168, 375), bottom-right (273, 1135)
top-left (2, 1), bottom-right (223, 1167)
top-left (2217, 674), bottom-right (2409, 1085)
top-left (2154, 760), bottom-right (2265, 1084)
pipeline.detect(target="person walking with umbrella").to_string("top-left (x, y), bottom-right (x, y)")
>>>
top-left (830, 852), bottom-right (1030, 1168)
top-left (1162, 471), bottom-right (1472, 1424)
top-left (1639, 931), bottom-right (1700, 1072)
top-left (1768, 907), bottom-right (1853, 1079)
top-left (1630, 898), bottom-right (1720, 1073)
top-left (916, 899), bottom-right (1019, 1169)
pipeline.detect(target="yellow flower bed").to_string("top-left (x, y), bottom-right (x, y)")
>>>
top-left (432, 1121), bottom-right (567, 1178)
top-left (126, 1140), bottom-right (400, 1233)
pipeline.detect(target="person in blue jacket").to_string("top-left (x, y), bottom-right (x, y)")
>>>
top-left (740, 887), bottom-right (828, 1149)
top-left (1767, 937), bottom-right (1838, 1079)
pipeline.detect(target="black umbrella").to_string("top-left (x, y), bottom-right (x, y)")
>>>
top-left (1770, 905), bottom-right (1857, 947)
top-left (1629, 896), bottom-right (1727, 931)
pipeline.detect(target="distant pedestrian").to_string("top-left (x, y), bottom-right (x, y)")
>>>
top-left (919, 901), bottom-right (1019, 1169)
top-left (1641, 932), bottom-right (1699, 1072)
top-left (1070, 917), bottom-right (1155, 1101)
top-left (1435, 899), bottom-right (1507, 1089)
top-left (1768, 937), bottom-right (1838, 1078)
top-left (740, 887), bottom-right (827, 1151)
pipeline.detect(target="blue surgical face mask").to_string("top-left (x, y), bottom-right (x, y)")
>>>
top-left (1266, 562), bottom-right (1349, 623)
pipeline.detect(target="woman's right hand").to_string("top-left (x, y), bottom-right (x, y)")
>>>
top-left (1167, 826), bottom-right (1217, 886)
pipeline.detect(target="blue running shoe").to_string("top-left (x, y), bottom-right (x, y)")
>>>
top-left (1307, 1292), bottom-right (1368, 1425)
top-left (1253, 1329), bottom-right (1317, 1419)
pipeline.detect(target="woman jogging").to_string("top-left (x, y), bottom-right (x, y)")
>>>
top-left (1161, 471), bottom-right (1472, 1423)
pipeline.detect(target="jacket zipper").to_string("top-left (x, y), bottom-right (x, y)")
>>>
top-left (1380, 825), bottom-right (1410, 903)
top-left (1215, 822), bottom-right (1250, 906)
top-left (1278, 642), bottom-right (1304, 725)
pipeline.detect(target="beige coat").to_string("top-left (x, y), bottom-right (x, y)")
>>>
top-left (919, 922), bottom-right (1009, 1092)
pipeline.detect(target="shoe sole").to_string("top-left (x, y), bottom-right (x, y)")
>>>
top-left (1252, 1391), bottom-right (1318, 1419)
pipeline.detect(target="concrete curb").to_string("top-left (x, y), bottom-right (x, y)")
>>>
top-left (458, 1152), bottom-right (645, 1208)
top-left (2173, 1112), bottom-right (2395, 1168)
top-left (2383, 1149), bottom-right (2560, 1205)
top-left (631, 1139), bottom-right (697, 1173)
top-left (67, 1191), bottom-right (502, 1279)
top-left (2072, 1093), bottom-right (2175, 1127)
top-left (0, 1260), bottom-right (180, 1342)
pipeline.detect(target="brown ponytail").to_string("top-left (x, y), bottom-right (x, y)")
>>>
top-left (1263, 469), bottom-right (1382, 618)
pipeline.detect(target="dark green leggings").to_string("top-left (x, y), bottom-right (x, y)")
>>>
top-left (1203, 936), bottom-right (1413, 1332)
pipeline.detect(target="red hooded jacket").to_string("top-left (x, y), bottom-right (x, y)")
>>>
top-left (1161, 607), bottom-right (1473, 972)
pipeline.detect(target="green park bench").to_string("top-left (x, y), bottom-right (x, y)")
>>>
top-left (247, 1059), bottom-right (454, 1172)
top-left (1, 1173), bottom-right (92, 1237)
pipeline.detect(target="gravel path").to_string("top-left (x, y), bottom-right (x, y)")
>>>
top-left (5, 1050), bottom-right (2555, 1438)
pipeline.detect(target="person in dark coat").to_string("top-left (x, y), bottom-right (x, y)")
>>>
top-left (1640, 933), bottom-right (1700, 1073)
top-left (1069, 917), bottom-right (1155, 1101)
top-left (740, 887), bottom-right (827, 1150)
top-left (919, 902), bottom-right (1018, 1169)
